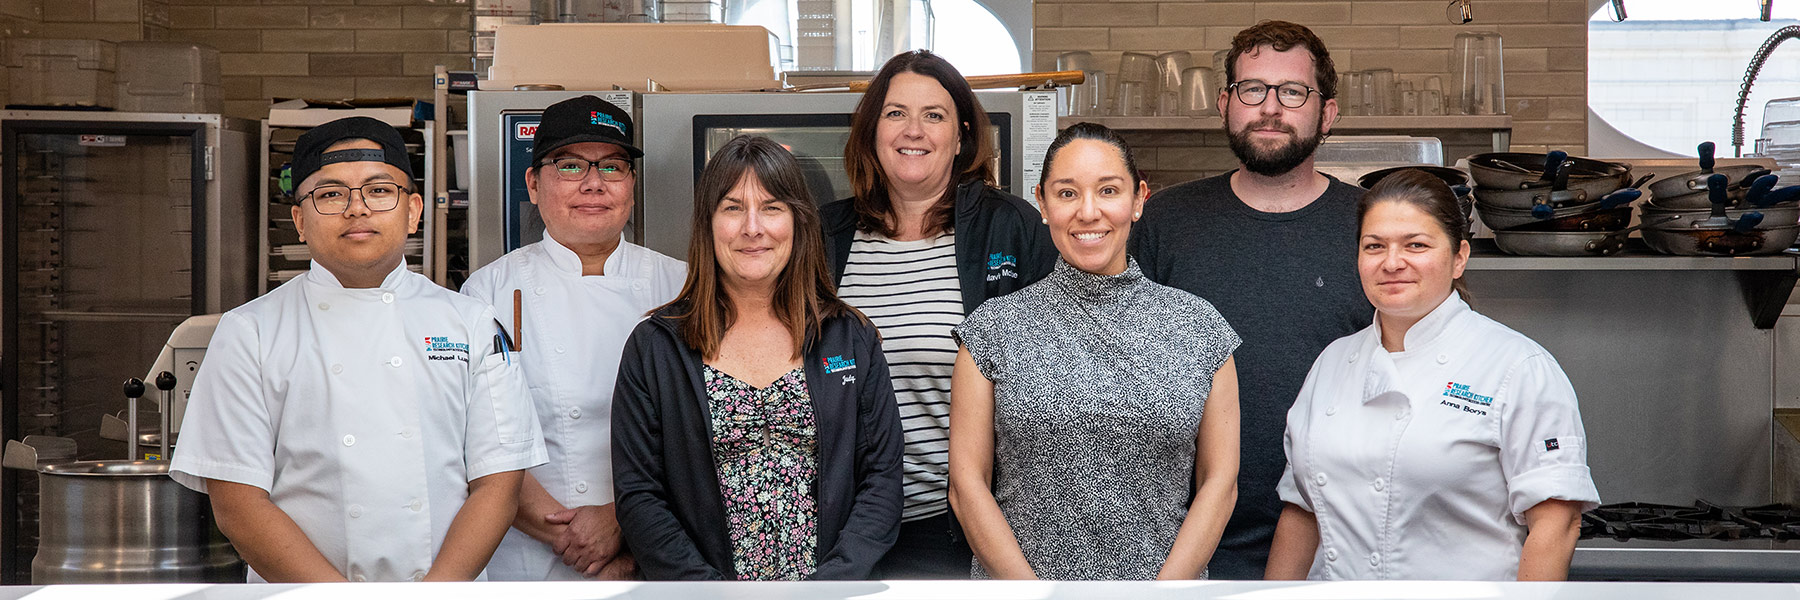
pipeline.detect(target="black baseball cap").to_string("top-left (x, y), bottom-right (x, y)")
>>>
top-left (286, 116), bottom-right (415, 199)
top-left (530, 95), bottom-right (643, 165)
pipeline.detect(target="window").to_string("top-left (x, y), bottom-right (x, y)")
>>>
top-left (730, 0), bottom-right (1022, 76)
top-left (1588, 0), bottom-right (1800, 156)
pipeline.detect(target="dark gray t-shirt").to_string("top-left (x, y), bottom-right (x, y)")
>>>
top-left (1127, 170), bottom-right (1373, 580)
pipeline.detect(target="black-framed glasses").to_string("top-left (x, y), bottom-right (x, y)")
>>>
top-left (1229, 80), bottom-right (1321, 109)
top-left (299, 182), bottom-right (410, 215)
top-left (539, 157), bottom-right (633, 182)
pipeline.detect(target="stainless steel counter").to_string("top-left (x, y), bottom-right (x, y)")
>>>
top-left (1575, 540), bottom-right (1800, 581)
top-left (1, 581), bottom-right (1799, 600)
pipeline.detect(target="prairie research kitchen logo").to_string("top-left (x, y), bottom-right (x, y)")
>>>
top-left (424, 336), bottom-right (471, 362)
top-left (1439, 381), bottom-right (1494, 415)
top-left (823, 355), bottom-right (857, 374)
top-left (590, 111), bottom-right (628, 136)
top-left (985, 252), bottom-right (1019, 282)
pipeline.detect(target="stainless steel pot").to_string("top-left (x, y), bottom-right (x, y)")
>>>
top-left (31, 460), bottom-right (243, 583)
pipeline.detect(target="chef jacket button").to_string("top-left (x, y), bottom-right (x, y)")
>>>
top-left (409, 499), bottom-right (423, 512)
top-left (632, 282), bottom-right (645, 291)
top-left (343, 434), bottom-right (356, 446)
top-left (381, 292), bottom-right (394, 304)
top-left (1314, 473), bottom-right (1327, 486)
top-left (354, 574), bottom-right (366, 582)
top-left (569, 408), bottom-right (582, 419)
top-left (534, 287), bottom-right (546, 296)
top-left (576, 481), bottom-right (589, 494)
top-left (1395, 410), bottom-right (1407, 421)
top-left (1373, 478), bottom-right (1386, 492)
top-left (331, 364), bottom-right (343, 374)
top-left (348, 504), bottom-right (362, 518)
top-left (1348, 354), bottom-right (1357, 363)
top-left (317, 302), bottom-right (330, 311)
top-left (1325, 406), bottom-right (1337, 416)
top-left (389, 356), bottom-right (403, 367)
top-left (1370, 553), bottom-right (1382, 566)
top-left (1436, 354), bottom-right (1449, 364)
top-left (399, 428), bottom-right (413, 439)
top-left (555, 346), bottom-right (565, 354)
top-left (1324, 548), bottom-right (1338, 561)
top-left (411, 571), bottom-right (425, 582)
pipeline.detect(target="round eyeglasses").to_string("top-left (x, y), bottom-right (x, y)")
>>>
top-left (299, 182), bottom-right (410, 215)
top-left (540, 157), bottom-right (633, 182)
top-left (1229, 80), bottom-right (1321, 109)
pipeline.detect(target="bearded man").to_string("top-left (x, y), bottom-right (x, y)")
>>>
top-left (1127, 20), bottom-right (1374, 581)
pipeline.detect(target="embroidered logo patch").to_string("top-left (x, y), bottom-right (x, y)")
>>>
top-left (823, 355), bottom-right (856, 374)
top-left (424, 336), bottom-right (470, 362)
top-left (985, 252), bottom-right (1019, 282)
top-left (1544, 438), bottom-right (1561, 451)
top-left (590, 111), bottom-right (627, 136)
top-left (1437, 381), bottom-right (1493, 416)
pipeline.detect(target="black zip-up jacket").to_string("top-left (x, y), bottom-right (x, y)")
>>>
top-left (822, 181), bottom-right (1057, 314)
top-left (611, 303), bottom-right (904, 580)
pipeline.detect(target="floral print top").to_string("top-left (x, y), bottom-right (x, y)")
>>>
top-left (704, 364), bottom-right (820, 581)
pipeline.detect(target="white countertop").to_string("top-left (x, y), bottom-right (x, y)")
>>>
top-left (4, 581), bottom-right (1800, 600)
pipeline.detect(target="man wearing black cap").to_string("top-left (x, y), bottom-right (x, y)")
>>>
top-left (463, 95), bottom-right (685, 580)
top-left (171, 116), bottom-right (548, 582)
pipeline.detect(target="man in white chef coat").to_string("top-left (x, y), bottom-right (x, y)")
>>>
top-left (462, 95), bottom-right (685, 580)
top-left (171, 116), bottom-right (547, 583)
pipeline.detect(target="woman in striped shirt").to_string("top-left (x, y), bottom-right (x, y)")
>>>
top-left (819, 50), bottom-right (1056, 578)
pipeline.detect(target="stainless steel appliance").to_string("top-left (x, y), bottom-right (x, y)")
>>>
top-left (0, 111), bottom-right (257, 583)
top-left (468, 89), bottom-right (1056, 266)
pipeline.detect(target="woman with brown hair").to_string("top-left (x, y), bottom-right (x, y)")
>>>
top-left (611, 135), bottom-right (904, 581)
top-left (822, 49), bottom-right (1056, 579)
top-left (1265, 169), bottom-right (1597, 581)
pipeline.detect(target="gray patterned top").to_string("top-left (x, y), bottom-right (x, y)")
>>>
top-left (954, 257), bottom-right (1240, 580)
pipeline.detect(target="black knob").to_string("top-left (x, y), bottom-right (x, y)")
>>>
top-left (154, 371), bottom-right (177, 391)
top-left (123, 378), bottom-right (145, 399)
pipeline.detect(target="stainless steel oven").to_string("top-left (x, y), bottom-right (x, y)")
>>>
top-left (468, 89), bottom-right (1055, 267)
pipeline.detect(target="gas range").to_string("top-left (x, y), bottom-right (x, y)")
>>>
top-left (1572, 501), bottom-right (1800, 581)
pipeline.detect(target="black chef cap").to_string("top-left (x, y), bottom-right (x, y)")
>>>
top-left (286, 117), bottom-right (415, 200)
top-left (530, 95), bottom-right (643, 166)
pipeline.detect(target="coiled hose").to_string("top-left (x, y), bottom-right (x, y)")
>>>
top-left (1733, 25), bottom-right (1800, 157)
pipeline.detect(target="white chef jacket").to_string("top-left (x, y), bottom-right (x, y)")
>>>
top-left (170, 260), bottom-right (548, 583)
top-left (1277, 291), bottom-right (1600, 581)
top-left (460, 234), bottom-right (685, 580)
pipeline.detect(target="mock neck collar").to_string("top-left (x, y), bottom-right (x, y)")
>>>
top-left (1049, 256), bottom-right (1145, 303)
top-left (307, 258), bottom-right (409, 290)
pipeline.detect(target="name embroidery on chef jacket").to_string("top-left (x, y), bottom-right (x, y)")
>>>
top-left (424, 336), bottom-right (471, 363)
top-left (985, 251), bottom-right (1019, 282)
top-left (1438, 381), bottom-right (1494, 416)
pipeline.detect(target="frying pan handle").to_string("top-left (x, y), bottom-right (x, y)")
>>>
top-left (1740, 169), bottom-right (1773, 188)
top-left (1699, 141), bottom-right (1716, 173)
top-left (1747, 174), bottom-right (1780, 207)
top-left (1552, 160), bottom-right (1574, 191)
top-left (1629, 174), bottom-right (1655, 189)
top-left (1541, 150), bottom-right (1568, 182)
top-left (1734, 211), bottom-right (1765, 233)
top-left (1599, 187), bottom-right (1642, 209)
top-left (1765, 185), bottom-right (1800, 206)
top-left (1708, 173), bottom-right (1731, 207)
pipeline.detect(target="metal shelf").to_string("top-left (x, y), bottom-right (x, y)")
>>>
top-left (1062, 114), bottom-right (1514, 151)
top-left (1465, 240), bottom-right (1800, 329)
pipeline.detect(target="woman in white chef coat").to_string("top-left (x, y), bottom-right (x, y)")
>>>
top-left (171, 117), bottom-right (547, 583)
top-left (462, 95), bottom-right (685, 580)
top-left (1264, 169), bottom-right (1600, 581)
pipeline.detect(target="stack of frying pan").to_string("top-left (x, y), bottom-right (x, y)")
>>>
top-left (1468, 150), bottom-right (1642, 256)
top-left (1636, 142), bottom-right (1800, 256)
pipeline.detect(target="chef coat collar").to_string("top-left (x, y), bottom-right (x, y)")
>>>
top-left (540, 231), bottom-right (630, 277)
top-left (306, 258), bottom-right (410, 291)
top-left (1374, 290), bottom-right (1469, 357)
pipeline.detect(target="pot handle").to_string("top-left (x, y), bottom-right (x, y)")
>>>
top-left (1764, 185), bottom-right (1800, 206)
top-left (1699, 141), bottom-right (1716, 173)
top-left (3, 435), bottom-right (76, 470)
top-left (1734, 211), bottom-right (1765, 233)
top-left (1599, 187), bottom-right (1642, 209)
top-left (1746, 174), bottom-right (1780, 207)
top-left (1539, 150), bottom-right (1568, 184)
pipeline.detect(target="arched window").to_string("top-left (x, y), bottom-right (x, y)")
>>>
top-left (1588, 0), bottom-right (1800, 157)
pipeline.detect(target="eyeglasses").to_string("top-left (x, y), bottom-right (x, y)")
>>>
top-left (299, 182), bottom-right (410, 215)
top-left (539, 157), bottom-right (633, 182)
top-left (1229, 79), bottom-right (1321, 109)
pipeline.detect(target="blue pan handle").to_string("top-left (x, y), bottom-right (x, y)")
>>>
top-left (1747, 174), bottom-right (1780, 207)
top-left (1598, 187), bottom-right (1641, 209)
top-left (1734, 212), bottom-right (1765, 233)
top-left (1698, 141), bottom-right (1715, 173)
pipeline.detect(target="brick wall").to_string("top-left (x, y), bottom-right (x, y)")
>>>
top-left (36, 0), bottom-right (170, 41)
top-left (159, 0), bottom-right (472, 120)
top-left (1033, 0), bottom-right (1592, 185)
top-left (0, 0), bottom-right (40, 38)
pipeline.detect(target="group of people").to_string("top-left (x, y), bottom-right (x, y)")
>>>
top-left (167, 20), bottom-right (1599, 584)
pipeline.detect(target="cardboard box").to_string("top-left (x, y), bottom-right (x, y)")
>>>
top-left (268, 98), bottom-right (429, 128)
top-left (483, 23), bottom-right (780, 92)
